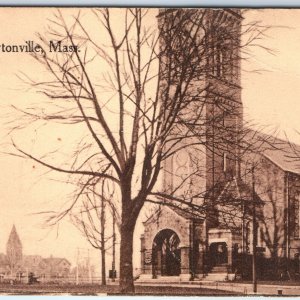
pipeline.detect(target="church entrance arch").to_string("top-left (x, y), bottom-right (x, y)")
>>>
top-left (152, 229), bottom-right (181, 276)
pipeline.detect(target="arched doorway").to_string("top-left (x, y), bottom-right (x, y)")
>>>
top-left (209, 242), bottom-right (228, 266)
top-left (152, 229), bottom-right (181, 276)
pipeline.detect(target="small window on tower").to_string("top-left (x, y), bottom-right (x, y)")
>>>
top-left (223, 153), bottom-right (227, 172)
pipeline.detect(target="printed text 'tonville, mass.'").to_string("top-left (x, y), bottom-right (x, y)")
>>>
top-left (0, 41), bottom-right (79, 53)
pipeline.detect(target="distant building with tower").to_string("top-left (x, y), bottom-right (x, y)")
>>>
top-left (0, 225), bottom-right (71, 282)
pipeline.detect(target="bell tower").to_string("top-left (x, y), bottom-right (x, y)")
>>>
top-left (158, 9), bottom-right (243, 208)
top-left (205, 9), bottom-right (243, 189)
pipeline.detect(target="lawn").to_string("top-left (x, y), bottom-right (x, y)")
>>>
top-left (0, 283), bottom-right (240, 296)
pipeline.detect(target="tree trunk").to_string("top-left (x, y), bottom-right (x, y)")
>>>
top-left (119, 220), bottom-right (135, 294)
top-left (101, 247), bottom-right (106, 285)
top-left (112, 209), bottom-right (116, 282)
top-left (101, 189), bottom-right (106, 285)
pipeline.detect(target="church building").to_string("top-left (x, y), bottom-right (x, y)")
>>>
top-left (139, 8), bottom-right (300, 281)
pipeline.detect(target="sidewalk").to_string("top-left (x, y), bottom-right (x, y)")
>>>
top-left (135, 279), bottom-right (300, 295)
top-left (197, 281), bottom-right (300, 295)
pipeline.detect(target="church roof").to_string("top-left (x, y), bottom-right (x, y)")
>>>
top-left (170, 206), bottom-right (205, 220)
top-left (143, 203), bottom-right (204, 226)
top-left (244, 129), bottom-right (300, 175)
top-left (205, 178), bottom-right (262, 206)
top-left (263, 143), bottom-right (300, 175)
top-left (215, 178), bottom-right (264, 231)
top-left (215, 177), bottom-right (263, 205)
top-left (7, 225), bottom-right (22, 249)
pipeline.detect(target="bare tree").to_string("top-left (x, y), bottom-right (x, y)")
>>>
top-left (71, 178), bottom-right (120, 285)
top-left (6, 8), bottom-right (272, 293)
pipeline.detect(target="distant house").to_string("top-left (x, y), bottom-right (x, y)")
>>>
top-left (0, 225), bottom-right (71, 282)
top-left (40, 257), bottom-right (71, 280)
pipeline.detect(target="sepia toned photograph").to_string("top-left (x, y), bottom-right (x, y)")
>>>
top-left (0, 6), bottom-right (300, 296)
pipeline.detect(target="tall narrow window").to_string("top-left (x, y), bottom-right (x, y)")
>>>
top-left (295, 194), bottom-right (300, 238)
top-left (216, 41), bottom-right (222, 77)
top-left (223, 152), bottom-right (227, 173)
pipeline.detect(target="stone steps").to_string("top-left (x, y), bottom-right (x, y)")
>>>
top-left (137, 273), bottom-right (230, 283)
top-left (203, 264), bottom-right (229, 281)
top-left (204, 273), bottom-right (228, 281)
top-left (210, 267), bottom-right (228, 273)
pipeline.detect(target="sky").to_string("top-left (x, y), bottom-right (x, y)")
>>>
top-left (242, 9), bottom-right (300, 142)
top-left (0, 8), bottom-right (299, 272)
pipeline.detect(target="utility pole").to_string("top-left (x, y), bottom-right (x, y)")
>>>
top-left (241, 199), bottom-right (245, 278)
top-left (76, 248), bottom-right (79, 285)
top-left (100, 181), bottom-right (106, 285)
top-left (252, 166), bottom-right (257, 293)
top-left (88, 249), bottom-right (92, 284)
top-left (112, 208), bottom-right (116, 282)
top-left (286, 173), bottom-right (291, 279)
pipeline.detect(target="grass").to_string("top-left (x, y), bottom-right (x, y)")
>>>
top-left (0, 283), bottom-right (240, 296)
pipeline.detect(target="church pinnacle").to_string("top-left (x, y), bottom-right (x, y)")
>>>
top-left (6, 224), bottom-right (23, 268)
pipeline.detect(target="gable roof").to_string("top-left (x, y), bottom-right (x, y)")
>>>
top-left (42, 257), bottom-right (71, 267)
top-left (216, 177), bottom-right (262, 204)
top-left (143, 202), bottom-right (204, 226)
top-left (170, 206), bottom-right (205, 220)
top-left (22, 255), bottom-right (43, 268)
top-left (244, 128), bottom-right (300, 175)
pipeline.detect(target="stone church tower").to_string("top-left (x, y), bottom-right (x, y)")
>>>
top-left (140, 9), bottom-right (244, 281)
top-left (159, 8), bottom-right (243, 216)
top-left (6, 225), bottom-right (23, 273)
